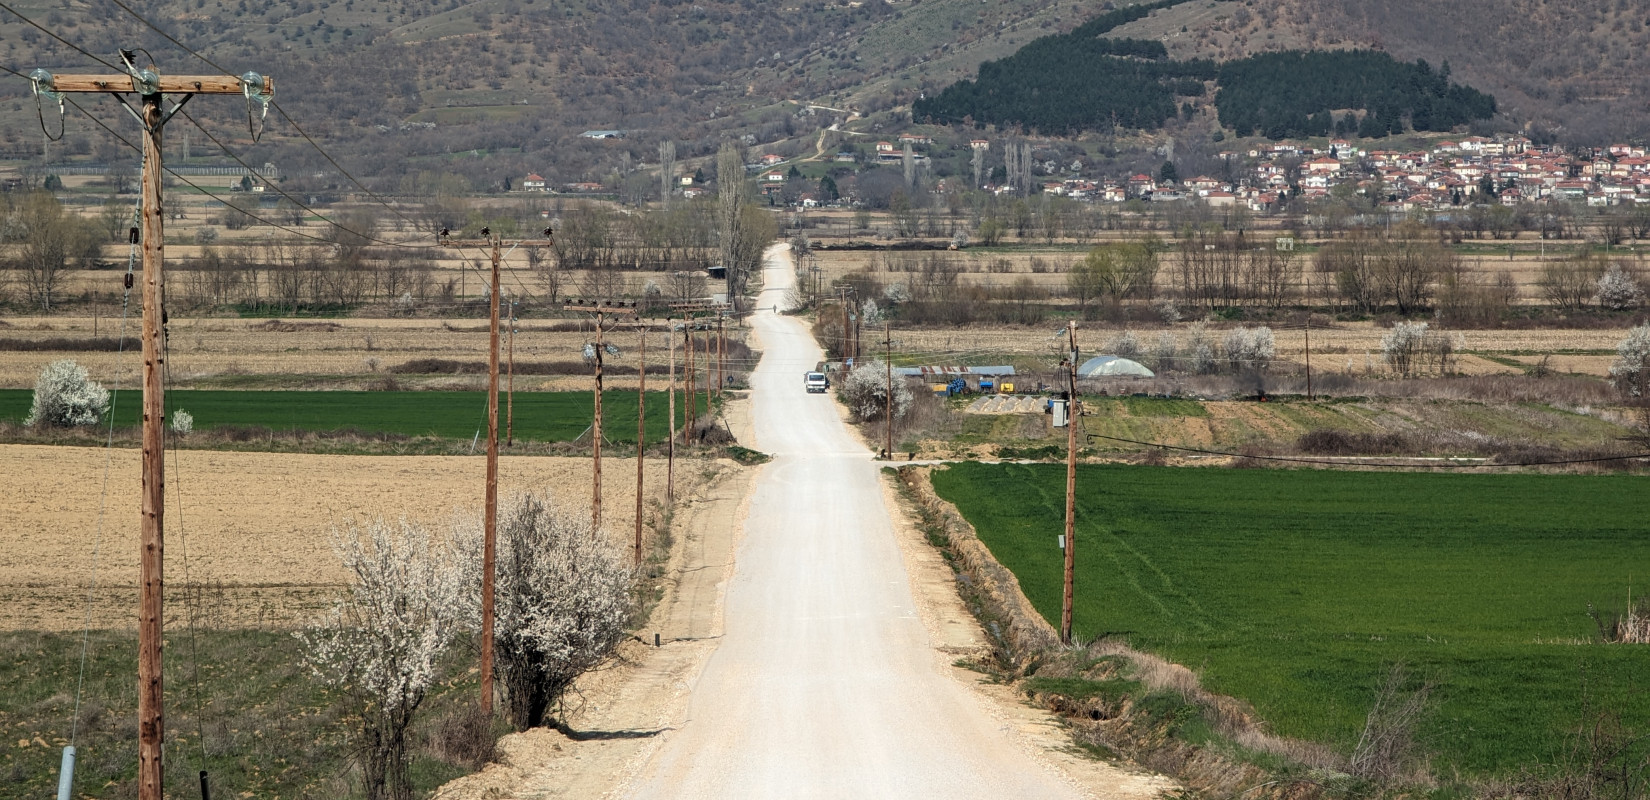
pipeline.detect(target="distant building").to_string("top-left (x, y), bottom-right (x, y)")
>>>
top-left (579, 130), bottom-right (624, 139)
top-left (521, 173), bottom-right (547, 192)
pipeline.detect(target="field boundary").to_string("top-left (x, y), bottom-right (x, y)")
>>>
top-left (895, 465), bottom-right (1350, 799)
top-left (894, 465), bottom-right (1059, 658)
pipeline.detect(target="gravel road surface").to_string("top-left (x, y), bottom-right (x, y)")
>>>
top-left (619, 248), bottom-right (1091, 798)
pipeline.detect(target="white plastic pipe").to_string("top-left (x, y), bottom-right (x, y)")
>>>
top-left (57, 745), bottom-right (76, 800)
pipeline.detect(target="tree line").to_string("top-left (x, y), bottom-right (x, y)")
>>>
top-left (1214, 52), bottom-right (1497, 140)
top-left (913, 0), bottom-right (1496, 140)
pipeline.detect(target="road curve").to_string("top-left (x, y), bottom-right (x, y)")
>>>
top-left (619, 246), bottom-right (1088, 799)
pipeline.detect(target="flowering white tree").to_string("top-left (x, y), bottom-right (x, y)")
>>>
top-left (170, 409), bottom-right (193, 435)
top-left (841, 359), bottom-right (912, 422)
top-left (1610, 324), bottom-right (1650, 400)
top-left (1102, 330), bottom-right (1143, 361)
top-left (1596, 263), bottom-right (1644, 311)
top-left (1223, 326), bottom-right (1276, 372)
top-left (455, 493), bottom-right (634, 730)
top-left (1186, 320), bottom-right (1217, 374)
top-left (1151, 331), bottom-right (1178, 372)
top-left (299, 518), bottom-right (465, 800)
top-left (1381, 321), bottom-right (1429, 377)
top-left (26, 359), bottom-right (109, 427)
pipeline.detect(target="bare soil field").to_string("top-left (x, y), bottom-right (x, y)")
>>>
top-left (0, 444), bottom-right (698, 631)
top-left (893, 322), bottom-right (1630, 377)
top-left (0, 315), bottom-right (756, 389)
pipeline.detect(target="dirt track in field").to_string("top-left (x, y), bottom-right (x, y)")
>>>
top-left (0, 445), bottom-right (691, 630)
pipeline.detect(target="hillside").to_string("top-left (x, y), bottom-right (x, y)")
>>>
top-left (0, 0), bottom-right (1644, 193)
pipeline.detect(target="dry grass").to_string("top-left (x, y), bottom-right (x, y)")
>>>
top-left (0, 315), bottom-right (757, 388)
top-left (0, 444), bottom-right (688, 630)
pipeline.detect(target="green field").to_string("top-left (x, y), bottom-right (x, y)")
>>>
top-left (931, 462), bottom-right (1650, 775)
top-left (0, 389), bottom-right (707, 444)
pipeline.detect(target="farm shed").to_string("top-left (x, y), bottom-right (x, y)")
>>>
top-left (1077, 356), bottom-right (1154, 378)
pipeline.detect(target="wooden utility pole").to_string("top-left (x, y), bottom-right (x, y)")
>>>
top-left (564, 301), bottom-right (638, 533)
top-left (1304, 322), bottom-right (1313, 402)
top-left (669, 301), bottom-right (726, 445)
top-left (31, 62), bottom-right (275, 800)
top-left (506, 299), bottom-right (517, 446)
top-left (634, 325), bottom-right (646, 565)
top-left (666, 322), bottom-right (676, 502)
top-left (716, 314), bottom-right (726, 401)
top-left (440, 233), bottom-right (548, 713)
top-left (883, 321), bottom-right (893, 459)
top-left (1061, 321), bottom-right (1079, 646)
top-left (684, 321), bottom-right (695, 443)
top-left (481, 237), bottom-right (500, 715)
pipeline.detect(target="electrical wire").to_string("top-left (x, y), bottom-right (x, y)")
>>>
top-left (0, 0), bottom-right (122, 70)
top-left (62, 95), bottom-right (349, 245)
top-left (270, 100), bottom-right (430, 232)
top-left (177, 108), bottom-right (437, 251)
top-left (39, 0), bottom-right (443, 243)
top-left (65, 202), bottom-right (141, 756)
top-left (102, 0), bottom-right (234, 77)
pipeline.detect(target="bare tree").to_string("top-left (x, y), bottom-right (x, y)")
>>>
top-left (1538, 253), bottom-right (1607, 312)
top-left (717, 142), bottom-right (752, 305)
top-left (6, 191), bottom-right (97, 311)
top-left (658, 140), bottom-right (677, 207)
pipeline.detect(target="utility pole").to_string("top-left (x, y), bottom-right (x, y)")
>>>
top-left (29, 61), bottom-right (274, 800)
top-left (634, 324), bottom-right (646, 565)
top-left (684, 319), bottom-right (695, 443)
top-left (670, 301), bottom-right (726, 445)
top-left (716, 314), bottom-right (726, 402)
top-left (1062, 321), bottom-right (1079, 646)
top-left (1304, 322), bottom-right (1313, 402)
top-left (564, 300), bottom-right (638, 533)
top-left (666, 321), bottom-right (676, 502)
top-left (440, 230), bottom-right (550, 713)
top-left (883, 321), bottom-right (893, 459)
top-left (506, 299), bottom-right (517, 446)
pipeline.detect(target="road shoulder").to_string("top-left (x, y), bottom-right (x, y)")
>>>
top-left (878, 469), bottom-right (1178, 800)
top-left (434, 435), bottom-right (759, 800)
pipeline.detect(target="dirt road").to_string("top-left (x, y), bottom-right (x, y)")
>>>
top-left (615, 249), bottom-right (1110, 798)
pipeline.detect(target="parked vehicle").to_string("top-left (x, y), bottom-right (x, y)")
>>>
top-left (804, 371), bottom-right (829, 393)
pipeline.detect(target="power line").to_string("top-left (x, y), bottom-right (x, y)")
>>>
top-left (177, 108), bottom-right (435, 251)
top-left (63, 95), bottom-right (342, 245)
top-left (270, 100), bottom-right (429, 231)
top-left (0, 1), bottom-right (122, 70)
top-left (102, 0), bottom-right (234, 77)
top-left (83, 0), bottom-right (442, 237)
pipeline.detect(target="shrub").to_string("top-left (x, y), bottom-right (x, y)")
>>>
top-left (26, 359), bottom-right (110, 427)
top-left (1381, 321), bottom-right (1429, 376)
top-left (1223, 326), bottom-right (1275, 372)
top-left (1186, 321), bottom-right (1217, 374)
top-left (298, 518), bottom-right (466, 800)
top-left (456, 493), bottom-right (633, 731)
top-left (1609, 324), bottom-right (1650, 400)
top-left (1103, 330), bottom-right (1143, 360)
top-left (1150, 331), bottom-right (1178, 372)
top-left (171, 409), bottom-right (194, 435)
top-left (841, 359), bottom-right (912, 422)
top-left (1595, 263), bottom-right (1644, 311)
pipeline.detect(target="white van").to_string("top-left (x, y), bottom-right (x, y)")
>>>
top-left (804, 371), bottom-right (829, 393)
